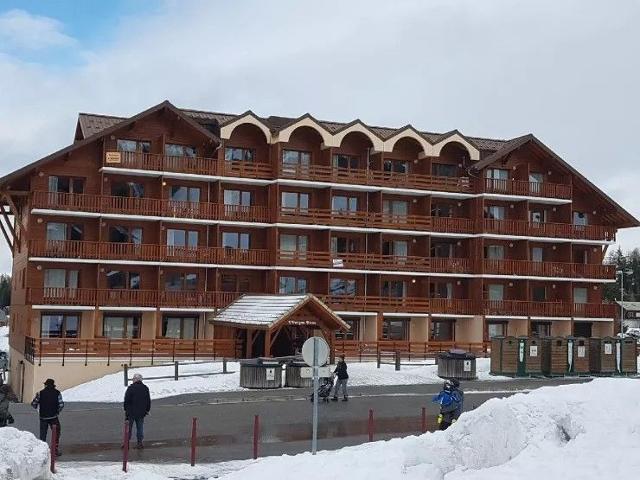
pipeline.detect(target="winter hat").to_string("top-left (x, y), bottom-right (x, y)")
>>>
top-left (132, 373), bottom-right (143, 382)
top-left (44, 378), bottom-right (55, 387)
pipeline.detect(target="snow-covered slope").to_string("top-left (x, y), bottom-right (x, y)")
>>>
top-left (0, 427), bottom-right (50, 480)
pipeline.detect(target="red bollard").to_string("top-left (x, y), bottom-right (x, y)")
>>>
top-left (50, 424), bottom-right (58, 474)
top-left (253, 414), bottom-right (260, 459)
top-left (190, 417), bottom-right (197, 466)
top-left (421, 407), bottom-right (427, 433)
top-left (368, 409), bottom-right (374, 442)
top-left (122, 421), bottom-right (130, 473)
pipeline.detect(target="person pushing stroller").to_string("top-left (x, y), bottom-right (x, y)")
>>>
top-left (432, 378), bottom-right (463, 430)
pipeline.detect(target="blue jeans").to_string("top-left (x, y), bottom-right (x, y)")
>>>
top-left (128, 417), bottom-right (144, 443)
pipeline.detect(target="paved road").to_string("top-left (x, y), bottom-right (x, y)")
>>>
top-left (9, 377), bottom-right (592, 464)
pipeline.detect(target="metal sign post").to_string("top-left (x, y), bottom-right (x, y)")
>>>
top-left (302, 336), bottom-right (330, 456)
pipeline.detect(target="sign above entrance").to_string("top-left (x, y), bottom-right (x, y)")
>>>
top-left (302, 336), bottom-right (330, 367)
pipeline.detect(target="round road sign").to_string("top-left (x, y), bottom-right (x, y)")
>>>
top-left (301, 336), bottom-right (330, 367)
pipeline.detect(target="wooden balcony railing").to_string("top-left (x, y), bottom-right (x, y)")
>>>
top-left (481, 178), bottom-right (572, 199)
top-left (333, 340), bottom-right (490, 359)
top-left (318, 295), bottom-right (431, 313)
top-left (482, 219), bottom-right (615, 242)
top-left (482, 300), bottom-right (616, 318)
top-left (483, 259), bottom-right (616, 279)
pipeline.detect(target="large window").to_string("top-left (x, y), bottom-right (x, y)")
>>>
top-left (170, 186), bottom-right (200, 203)
top-left (487, 322), bottom-right (506, 338)
top-left (384, 159), bottom-right (409, 174)
top-left (103, 315), bottom-right (141, 339)
top-left (279, 276), bottom-right (307, 294)
top-left (222, 232), bottom-right (250, 249)
top-left (44, 269), bottom-right (78, 289)
top-left (111, 181), bottom-right (144, 198)
top-left (382, 240), bottom-right (408, 257)
top-left (383, 200), bottom-right (408, 217)
top-left (487, 284), bottom-right (504, 301)
top-left (117, 139), bottom-right (150, 153)
top-left (280, 234), bottom-right (308, 257)
top-left (430, 282), bottom-right (453, 299)
top-left (224, 190), bottom-right (252, 206)
top-left (331, 236), bottom-right (358, 254)
top-left (165, 144), bottom-right (196, 157)
top-left (109, 226), bottom-right (142, 244)
top-left (46, 223), bottom-right (83, 241)
top-left (165, 272), bottom-right (198, 291)
top-left (167, 229), bottom-right (198, 248)
top-left (281, 192), bottom-right (309, 211)
top-left (431, 203), bottom-right (454, 218)
top-left (532, 286), bottom-right (547, 302)
top-left (531, 247), bottom-right (544, 262)
top-left (431, 320), bottom-right (454, 341)
top-left (282, 150), bottom-right (311, 166)
top-left (573, 211), bottom-right (588, 226)
top-left (485, 168), bottom-right (509, 181)
top-left (431, 242), bottom-right (454, 258)
top-left (382, 319), bottom-right (408, 340)
top-left (162, 316), bottom-right (198, 339)
top-left (106, 271), bottom-right (140, 290)
top-left (335, 318), bottom-right (359, 340)
top-left (432, 163), bottom-right (457, 177)
top-left (484, 205), bottom-right (505, 220)
top-left (382, 280), bottom-right (406, 298)
top-left (225, 147), bottom-right (254, 162)
top-left (332, 195), bottom-right (358, 213)
top-left (329, 278), bottom-right (357, 296)
top-left (48, 176), bottom-right (84, 194)
top-left (485, 245), bottom-right (505, 260)
top-left (41, 313), bottom-right (79, 338)
top-left (531, 321), bottom-right (551, 337)
top-left (333, 154), bottom-right (358, 170)
top-left (573, 287), bottom-right (588, 304)
top-left (220, 275), bottom-right (251, 293)
top-left (530, 209), bottom-right (547, 223)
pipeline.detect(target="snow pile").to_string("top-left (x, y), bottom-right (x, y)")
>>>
top-left (0, 325), bottom-right (8, 353)
top-left (62, 358), bottom-right (504, 402)
top-left (216, 378), bottom-right (640, 480)
top-left (0, 427), bottom-right (51, 480)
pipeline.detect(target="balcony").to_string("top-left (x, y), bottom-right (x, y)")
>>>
top-left (482, 219), bottom-right (615, 242)
top-left (30, 240), bottom-right (271, 266)
top-left (32, 191), bottom-right (271, 223)
top-left (480, 178), bottom-right (572, 199)
top-left (482, 300), bottom-right (616, 318)
top-left (483, 259), bottom-right (615, 279)
top-left (105, 151), bottom-right (273, 179)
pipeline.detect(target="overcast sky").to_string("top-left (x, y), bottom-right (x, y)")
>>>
top-left (0, 0), bottom-right (639, 274)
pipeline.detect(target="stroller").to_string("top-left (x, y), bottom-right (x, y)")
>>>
top-left (309, 374), bottom-right (335, 402)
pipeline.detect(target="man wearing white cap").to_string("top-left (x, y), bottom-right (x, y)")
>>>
top-left (123, 373), bottom-right (151, 449)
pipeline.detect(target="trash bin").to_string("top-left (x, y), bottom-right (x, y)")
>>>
top-left (285, 361), bottom-right (313, 387)
top-left (490, 336), bottom-right (518, 376)
top-left (437, 349), bottom-right (477, 380)
top-left (617, 337), bottom-right (638, 375)
top-left (541, 337), bottom-right (567, 376)
top-left (239, 358), bottom-right (283, 389)
top-left (523, 337), bottom-right (543, 376)
top-left (567, 337), bottom-right (590, 375)
top-left (589, 337), bottom-right (616, 375)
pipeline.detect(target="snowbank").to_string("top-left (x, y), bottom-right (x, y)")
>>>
top-left (0, 427), bottom-right (51, 480)
top-left (0, 325), bottom-right (8, 353)
top-left (62, 358), bottom-right (505, 402)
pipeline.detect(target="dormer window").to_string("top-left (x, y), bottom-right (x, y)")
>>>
top-left (165, 144), bottom-right (196, 158)
top-left (117, 139), bottom-right (150, 153)
top-left (225, 147), bottom-right (254, 162)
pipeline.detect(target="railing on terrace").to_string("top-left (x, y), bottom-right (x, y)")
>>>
top-left (333, 340), bottom-right (490, 360)
top-left (24, 336), bottom-right (236, 366)
top-left (482, 219), bottom-right (615, 242)
top-left (481, 300), bottom-right (616, 318)
top-left (483, 259), bottom-right (616, 279)
top-left (480, 178), bottom-right (572, 199)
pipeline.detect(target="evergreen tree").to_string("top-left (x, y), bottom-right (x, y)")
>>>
top-left (603, 247), bottom-right (638, 302)
top-left (0, 274), bottom-right (10, 308)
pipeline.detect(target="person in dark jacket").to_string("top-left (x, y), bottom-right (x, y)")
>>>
top-left (31, 378), bottom-right (64, 455)
top-left (124, 373), bottom-right (151, 449)
top-left (0, 378), bottom-right (18, 427)
top-left (332, 355), bottom-right (349, 402)
top-left (432, 379), bottom-right (463, 431)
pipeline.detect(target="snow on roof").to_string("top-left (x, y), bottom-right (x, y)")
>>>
top-left (212, 294), bottom-right (347, 329)
top-left (616, 301), bottom-right (640, 310)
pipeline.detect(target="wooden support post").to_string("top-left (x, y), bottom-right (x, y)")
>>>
top-left (190, 417), bottom-right (197, 466)
top-left (421, 407), bottom-right (427, 433)
top-left (122, 421), bottom-right (130, 472)
top-left (174, 361), bottom-right (179, 381)
top-left (368, 409), bottom-right (374, 442)
top-left (123, 364), bottom-right (128, 387)
top-left (253, 414), bottom-right (260, 459)
top-left (50, 424), bottom-right (58, 473)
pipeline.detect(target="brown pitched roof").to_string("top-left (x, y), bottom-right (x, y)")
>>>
top-left (77, 113), bottom-right (125, 139)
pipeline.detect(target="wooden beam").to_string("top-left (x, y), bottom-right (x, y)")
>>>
top-left (264, 329), bottom-right (271, 357)
top-left (0, 205), bottom-right (16, 239)
top-left (269, 326), bottom-right (284, 349)
top-left (0, 218), bottom-right (12, 250)
top-left (246, 329), bottom-right (254, 358)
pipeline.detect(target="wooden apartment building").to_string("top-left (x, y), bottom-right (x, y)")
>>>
top-left (0, 100), bottom-right (636, 397)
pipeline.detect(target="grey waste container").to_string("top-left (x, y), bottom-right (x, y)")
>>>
top-left (285, 361), bottom-right (313, 388)
top-left (239, 358), bottom-right (283, 389)
top-left (437, 349), bottom-right (477, 380)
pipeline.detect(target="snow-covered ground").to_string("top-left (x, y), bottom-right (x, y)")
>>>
top-left (0, 427), bottom-right (50, 480)
top-left (0, 325), bottom-right (8, 353)
top-left (50, 378), bottom-right (640, 480)
top-left (62, 358), bottom-right (506, 402)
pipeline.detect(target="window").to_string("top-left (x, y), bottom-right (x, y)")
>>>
top-left (431, 203), bottom-right (454, 218)
top-left (165, 272), bottom-right (198, 291)
top-left (382, 280), bottom-right (406, 298)
top-left (430, 282), bottom-right (453, 299)
top-left (111, 181), bottom-right (144, 198)
top-left (573, 287), bottom-right (588, 304)
top-left (383, 200), bottom-right (408, 217)
top-left (280, 234), bottom-right (308, 253)
top-left (432, 163), bottom-right (457, 177)
top-left (332, 196), bottom-right (358, 212)
top-left (485, 168), bottom-right (509, 181)
top-left (382, 240), bottom-right (408, 257)
top-left (165, 144), bottom-right (196, 157)
top-left (384, 159), bottom-right (409, 174)
top-left (225, 147), bottom-right (254, 162)
top-left (162, 316), bottom-right (198, 339)
top-left (531, 247), bottom-right (544, 262)
top-left (529, 172), bottom-right (544, 183)
top-left (430, 320), bottom-right (454, 341)
top-left (224, 190), bottom-right (252, 206)
top-left (333, 154), bottom-right (358, 170)
top-left (487, 322), bottom-right (506, 338)
top-left (531, 321), bottom-right (551, 337)
top-left (574, 322), bottom-right (592, 338)
top-left (48, 176), bottom-right (84, 194)
top-left (485, 245), bottom-right (505, 260)
top-left (222, 232), bottom-right (250, 249)
top-left (329, 278), bottom-right (357, 296)
top-left (335, 318), bottom-right (359, 340)
top-left (41, 313), bottom-right (79, 338)
top-left (530, 209), bottom-right (547, 223)
top-left (382, 319), bottom-right (408, 340)
top-left (44, 269), bottom-right (78, 289)
top-left (221, 275), bottom-right (252, 293)
top-left (281, 192), bottom-right (309, 211)
top-left (109, 226), bottom-right (142, 244)
top-left (117, 139), bottom-right (150, 153)
top-left (106, 271), bottom-right (140, 290)
top-left (282, 150), bottom-right (311, 166)
top-left (167, 229), bottom-right (198, 248)
top-left (484, 205), bottom-right (505, 220)
top-left (331, 236), bottom-right (357, 254)
top-left (279, 276), bottom-right (307, 294)
top-left (46, 223), bottom-right (83, 242)
top-left (431, 242), bottom-right (454, 258)
top-left (103, 315), bottom-right (141, 339)
top-left (573, 211), bottom-right (588, 226)
top-left (487, 284), bottom-right (504, 301)
top-left (532, 286), bottom-right (547, 302)
top-left (170, 186), bottom-right (200, 203)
